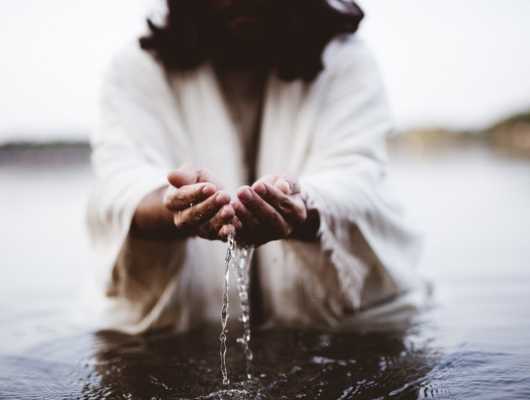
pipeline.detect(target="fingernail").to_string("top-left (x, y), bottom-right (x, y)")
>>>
top-left (253, 183), bottom-right (266, 196)
top-left (281, 180), bottom-right (291, 195)
top-left (221, 206), bottom-right (232, 218)
top-left (215, 192), bottom-right (230, 205)
top-left (239, 187), bottom-right (252, 202)
top-left (202, 185), bottom-right (215, 196)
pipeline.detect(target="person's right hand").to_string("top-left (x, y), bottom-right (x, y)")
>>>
top-left (163, 164), bottom-right (235, 241)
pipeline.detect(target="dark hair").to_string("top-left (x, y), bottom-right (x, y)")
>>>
top-left (139, 0), bottom-right (364, 82)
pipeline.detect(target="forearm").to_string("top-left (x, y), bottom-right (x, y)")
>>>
top-left (130, 186), bottom-right (187, 241)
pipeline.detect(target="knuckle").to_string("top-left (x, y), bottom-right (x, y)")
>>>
top-left (198, 201), bottom-right (215, 219)
top-left (247, 197), bottom-right (260, 208)
top-left (195, 186), bottom-right (205, 197)
top-left (208, 217), bottom-right (220, 232)
top-left (280, 199), bottom-right (291, 210)
top-left (256, 200), bottom-right (270, 213)
top-left (266, 212), bottom-right (281, 225)
top-left (278, 198), bottom-right (293, 214)
top-left (175, 191), bottom-right (186, 203)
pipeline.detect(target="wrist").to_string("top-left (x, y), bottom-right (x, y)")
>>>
top-left (289, 209), bottom-right (320, 242)
top-left (130, 186), bottom-right (187, 241)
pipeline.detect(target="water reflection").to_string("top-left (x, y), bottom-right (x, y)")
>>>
top-left (80, 323), bottom-right (439, 399)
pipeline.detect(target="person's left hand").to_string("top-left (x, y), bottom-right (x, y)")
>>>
top-left (232, 173), bottom-right (307, 246)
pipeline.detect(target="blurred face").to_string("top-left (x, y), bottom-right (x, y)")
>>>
top-left (211, 0), bottom-right (274, 42)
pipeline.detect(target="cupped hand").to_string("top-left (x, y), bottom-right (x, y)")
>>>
top-left (232, 173), bottom-right (308, 246)
top-left (164, 164), bottom-right (235, 241)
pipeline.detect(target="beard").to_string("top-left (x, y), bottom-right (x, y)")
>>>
top-left (207, 1), bottom-right (286, 70)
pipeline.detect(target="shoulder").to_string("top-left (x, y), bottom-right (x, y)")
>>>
top-left (319, 34), bottom-right (383, 83)
top-left (103, 41), bottom-right (169, 91)
top-left (323, 34), bottom-right (378, 68)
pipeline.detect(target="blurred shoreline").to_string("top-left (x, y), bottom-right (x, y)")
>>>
top-left (0, 141), bottom-right (90, 167)
top-left (1, 111), bottom-right (529, 166)
top-left (389, 111), bottom-right (530, 160)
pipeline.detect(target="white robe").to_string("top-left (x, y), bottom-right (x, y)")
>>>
top-left (81, 34), bottom-right (427, 334)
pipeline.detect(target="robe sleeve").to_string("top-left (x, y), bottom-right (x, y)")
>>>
top-left (83, 44), bottom-right (191, 332)
top-left (285, 37), bottom-right (424, 326)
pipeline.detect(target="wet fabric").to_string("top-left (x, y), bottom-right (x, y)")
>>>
top-left (81, 34), bottom-right (427, 334)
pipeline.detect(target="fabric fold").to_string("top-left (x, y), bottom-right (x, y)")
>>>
top-left (80, 34), bottom-right (426, 334)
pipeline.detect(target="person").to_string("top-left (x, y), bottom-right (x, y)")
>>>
top-left (81, 0), bottom-right (427, 334)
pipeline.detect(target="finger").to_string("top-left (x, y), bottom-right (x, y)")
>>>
top-left (231, 216), bottom-right (243, 230)
top-left (164, 182), bottom-right (217, 212)
top-left (252, 182), bottom-right (306, 225)
top-left (168, 164), bottom-right (225, 191)
top-left (219, 222), bottom-right (240, 241)
top-left (237, 186), bottom-right (287, 230)
top-left (196, 204), bottom-right (238, 241)
top-left (255, 173), bottom-right (281, 186)
top-left (273, 173), bottom-right (300, 196)
top-left (232, 199), bottom-right (260, 231)
top-left (254, 173), bottom-right (301, 196)
top-left (230, 203), bottom-right (258, 245)
top-left (174, 191), bottom-right (231, 232)
top-left (197, 167), bottom-right (225, 190)
top-left (207, 203), bottom-right (236, 233)
top-left (167, 165), bottom-right (200, 188)
top-left (189, 191), bottom-right (231, 223)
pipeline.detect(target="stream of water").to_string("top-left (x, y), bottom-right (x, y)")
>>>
top-left (219, 230), bottom-right (255, 385)
top-left (232, 245), bottom-right (255, 380)
top-left (219, 230), bottom-right (234, 385)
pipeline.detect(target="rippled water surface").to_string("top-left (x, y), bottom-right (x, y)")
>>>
top-left (1, 146), bottom-right (529, 399)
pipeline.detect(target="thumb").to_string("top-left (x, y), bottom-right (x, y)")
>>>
top-left (167, 168), bottom-right (198, 188)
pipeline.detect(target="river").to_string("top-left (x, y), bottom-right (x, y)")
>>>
top-left (0, 144), bottom-right (529, 399)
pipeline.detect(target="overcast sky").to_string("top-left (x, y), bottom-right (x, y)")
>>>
top-left (1, 0), bottom-right (530, 143)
